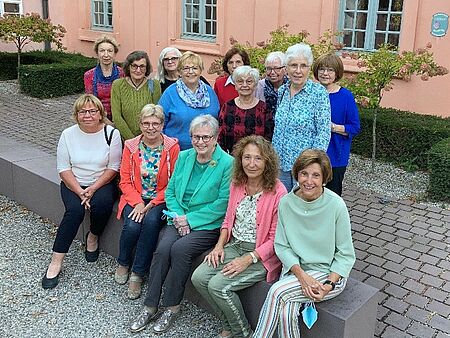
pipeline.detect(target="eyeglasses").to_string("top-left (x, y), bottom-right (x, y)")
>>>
top-left (77, 109), bottom-right (99, 116)
top-left (141, 121), bottom-right (162, 129)
top-left (288, 63), bottom-right (310, 71)
top-left (235, 78), bottom-right (255, 86)
top-left (181, 66), bottom-right (200, 73)
top-left (265, 66), bottom-right (285, 74)
top-left (130, 64), bottom-right (147, 71)
top-left (191, 134), bottom-right (214, 143)
top-left (163, 57), bottom-right (179, 63)
top-left (318, 67), bottom-right (336, 74)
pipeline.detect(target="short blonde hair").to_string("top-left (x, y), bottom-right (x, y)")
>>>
top-left (72, 94), bottom-right (107, 124)
top-left (93, 35), bottom-right (119, 54)
top-left (292, 149), bottom-right (332, 184)
top-left (140, 104), bottom-right (165, 123)
top-left (177, 51), bottom-right (204, 72)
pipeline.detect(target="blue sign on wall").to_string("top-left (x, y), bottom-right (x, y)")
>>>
top-left (431, 13), bottom-right (448, 37)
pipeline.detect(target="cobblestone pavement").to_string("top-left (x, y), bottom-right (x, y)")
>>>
top-left (0, 81), bottom-right (449, 337)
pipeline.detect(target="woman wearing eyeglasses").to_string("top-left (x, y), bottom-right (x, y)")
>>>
top-left (158, 51), bottom-right (219, 151)
top-left (313, 53), bottom-right (360, 196)
top-left (42, 94), bottom-right (122, 289)
top-left (156, 47), bottom-right (210, 94)
top-left (272, 43), bottom-right (331, 192)
top-left (114, 104), bottom-right (180, 300)
top-left (111, 51), bottom-right (161, 140)
top-left (255, 51), bottom-right (288, 115)
top-left (218, 65), bottom-right (274, 154)
top-left (129, 115), bottom-right (233, 334)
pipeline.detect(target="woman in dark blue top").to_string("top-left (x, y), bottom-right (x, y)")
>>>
top-left (313, 53), bottom-right (360, 196)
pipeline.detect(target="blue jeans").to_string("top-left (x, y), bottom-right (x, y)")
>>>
top-left (279, 170), bottom-right (297, 192)
top-left (117, 203), bottom-right (166, 276)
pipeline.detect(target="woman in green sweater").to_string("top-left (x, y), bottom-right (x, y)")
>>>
top-left (253, 149), bottom-right (356, 338)
top-left (111, 51), bottom-right (161, 140)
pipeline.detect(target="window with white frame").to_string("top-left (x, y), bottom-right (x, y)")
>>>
top-left (0, 0), bottom-right (22, 16)
top-left (91, 0), bottom-right (112, 30)
top-left (182, 0), bottom-right (217, 41)
top-left (339, 0), bottom-right (403, 51)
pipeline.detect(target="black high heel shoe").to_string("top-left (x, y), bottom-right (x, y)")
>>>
top-left (85, 232), bottom-right (99, 263)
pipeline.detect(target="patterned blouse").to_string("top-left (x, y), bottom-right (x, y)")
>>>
top-left (139, 141), bottom-right (163, 200)
top-left (272, 79), bottom-right (331, 172)
top-left (218, 99), bottom-right (274, 154)
top-left (231, 192), bottom-right (263, 243)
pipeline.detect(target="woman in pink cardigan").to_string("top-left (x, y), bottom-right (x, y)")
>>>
top-left (191, 135), bottom-right (287, 338)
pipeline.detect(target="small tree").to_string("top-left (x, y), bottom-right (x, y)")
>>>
top-left (0, 12), bottom-right (66, 80)
top-left (342, 43), bottom-right (448, 170)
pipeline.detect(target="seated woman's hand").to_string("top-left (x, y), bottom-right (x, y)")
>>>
top-left (173, 215), bottom-right (188, 229)
top-left (222, 255), bottom-right (252, 278)
top-left (309, 284), bottom-right (332, 302)
top-left (204, 245), bottom-right (225, 268)
top-left (128, 203), bottom-right (146, 223)
top-left (297, 271), bottom-right (323, 300)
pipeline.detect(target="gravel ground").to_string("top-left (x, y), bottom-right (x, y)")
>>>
top-left (0, 196), bottom-right (221, 338)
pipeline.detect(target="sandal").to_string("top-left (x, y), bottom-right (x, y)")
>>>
top-left (127, 273), bottom-right (143, 300)
top-left (114, 265), bottom-right (129, 285)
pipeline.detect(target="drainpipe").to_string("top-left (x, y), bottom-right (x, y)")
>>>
top-left (42, 0), bottom-right (51, 50)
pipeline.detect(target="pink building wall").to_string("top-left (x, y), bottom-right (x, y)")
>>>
top-left (1, 0), bottom-right (449, 117)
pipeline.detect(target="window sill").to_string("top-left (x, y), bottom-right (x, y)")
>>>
top-left (78, 28), bottom-right (116, 42)
top-left (169, 38), bottom-right (222, 56)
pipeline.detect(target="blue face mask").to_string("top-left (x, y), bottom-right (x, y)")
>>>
top-left (301, 301), bottom-right (318, 329)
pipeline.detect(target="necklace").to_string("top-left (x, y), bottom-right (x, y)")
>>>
top-left (237, 97), bottom-right (257, 109)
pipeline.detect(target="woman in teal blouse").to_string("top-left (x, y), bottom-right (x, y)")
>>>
top-left (253, 149), bottom-right (355, 338)
top-left (129, 114), bottom-right (234, 334)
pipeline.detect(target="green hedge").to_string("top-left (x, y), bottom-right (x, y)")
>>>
top-left (17, 51), bottom-right (97, 98)
top-left (352, 108), bottom-right (450, 171)
top-left (0, 50), bottom-right (59, 80)
top-left (428, 138), bottom-right (450, 202)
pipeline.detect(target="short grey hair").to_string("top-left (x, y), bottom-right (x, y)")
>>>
top-left (231, 65), bottom-right (260, 83)
top-left (285, 43), bottom-right (313, 67)
top-left (189, 114), bottom-right (219, 137)
top-left (156, 47), bottom-right (182, 83)
top-left (265, 51), bottom-right (286, 66)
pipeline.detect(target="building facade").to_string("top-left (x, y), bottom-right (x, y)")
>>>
top-left (1, 0), bottom-right (449, 117)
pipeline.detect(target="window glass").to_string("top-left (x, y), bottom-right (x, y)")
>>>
top-left (182, 0), bottom-right (217, 41)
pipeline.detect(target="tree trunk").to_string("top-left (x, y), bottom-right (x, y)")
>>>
top-left (17, 47), bottom-right (21, 82)
top-left (371, 108), bottom-right (377, 172)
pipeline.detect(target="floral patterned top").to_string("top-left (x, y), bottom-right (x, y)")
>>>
top-left (232, 191), bottom-right (263, 243)
top-left (139, 141), bottom-right (163, 200)
top-left (272, 79), bottom-right (331, 172)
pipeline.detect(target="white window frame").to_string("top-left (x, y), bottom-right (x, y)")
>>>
top-left (182, 0), bottom-right (217, 42)
top-left (91, 0), bottom-right (112, 30)
top-left (0, 0), bottom-right (22, 16)
top-left (338, 0), bottom-right (403, 51)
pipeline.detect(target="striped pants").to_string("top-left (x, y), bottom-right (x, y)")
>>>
top-left (253, 271), bottom-right (347, 338)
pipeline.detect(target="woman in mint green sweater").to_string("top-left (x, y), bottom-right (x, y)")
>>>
top-left (111, 51), bottom-right (161, 140)
top-left (254, 149), bottom-right (355, 338)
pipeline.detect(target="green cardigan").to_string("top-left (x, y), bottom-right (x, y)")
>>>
top-left (165, 144), bottom-right (233, 231)
top-left (111, 78), bottom-right (161, 140)
top-left (275, 187), bottom-right (356, 278)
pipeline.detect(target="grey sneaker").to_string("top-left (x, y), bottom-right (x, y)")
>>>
top-left (129, 306), bottom-right (158, 333)
top-left (152, 309), bottom-right (180, 333)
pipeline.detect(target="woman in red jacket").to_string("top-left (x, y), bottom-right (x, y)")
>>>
top-left (191, 135), bottom-right (287, 338)
top-left (114, 104), bottom-right (180, 299)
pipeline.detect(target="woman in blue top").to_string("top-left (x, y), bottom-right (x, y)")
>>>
top-left (158, 51), bottom-right (220, 150)
top-left (313, 53), bottom-right (361, 196)
top-left (272, 43), bottom-right (331, 192)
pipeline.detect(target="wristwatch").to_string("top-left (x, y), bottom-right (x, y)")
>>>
top-left (249, 252), bottom-right (258, 264)
top-left (323, 280), bottom-right (336, 290)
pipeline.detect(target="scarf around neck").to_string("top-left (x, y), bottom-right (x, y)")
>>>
top-left (264, 75), bottom-right (288, 113)
top-left (93, 63), bottom-right (120, 97)
top-left (176, 78), bottom-right (210, 108)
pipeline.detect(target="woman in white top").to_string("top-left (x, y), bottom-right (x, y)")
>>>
top-left (42, 94), bottom-right (122, 289)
